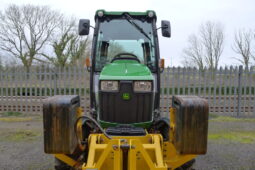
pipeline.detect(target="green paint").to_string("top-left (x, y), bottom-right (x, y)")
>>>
top-left (99, 120), bottom-right (153, 129)
top-left (99, 60), bottom-right (153, 80)
top-left (94, 12), bottom-right (155, 129)
top-left (122, 93), bottom-right (131, 100)
top-left (98, 60), bottom-right (154, 129)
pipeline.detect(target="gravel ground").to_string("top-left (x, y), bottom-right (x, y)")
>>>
top-left (194, 119), bottom-right (255, 170)
top-left (0, 114), bottom-right (255, 170)
top-left (0, 118), bottom-right (54, 170)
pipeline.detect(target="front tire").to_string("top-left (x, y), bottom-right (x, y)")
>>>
top-left (175, 159), bottom-right (196, 170)
top-left (54, 158), bottom-right (72, 170)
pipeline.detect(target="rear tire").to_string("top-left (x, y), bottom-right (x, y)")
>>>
top-left (54, 158), bottom-right (72, 170)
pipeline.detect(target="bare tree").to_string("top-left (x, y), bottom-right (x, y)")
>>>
top-left (182, 34), bottom-right (204, 70)
top-left (252, 30), bottom-right (255, 62)
top-left (0, 55), bottom-right (3, 70)
top-left (200, 21), bottom-right (224, 70)
top-left (41, 17), bottom-right (91, 68)
top-left (69, 36), bottom-right (91, 66)
top-left (233, 29), bottom-right (254, 68)
top-left (183, 21), bottom-right (224, 70)
top-left (0, 4), bottom-right (62, 72)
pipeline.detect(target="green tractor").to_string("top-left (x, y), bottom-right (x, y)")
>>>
top-left (43, 10), bottom-right (209, 170)
top-left (82, 10), bottom-right (170, 127)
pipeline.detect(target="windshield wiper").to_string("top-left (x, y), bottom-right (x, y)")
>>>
top-left (123, 13), bottom-right (151, 41)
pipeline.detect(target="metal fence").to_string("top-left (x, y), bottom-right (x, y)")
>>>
top-left (0, 65), bottom-right (255, 117)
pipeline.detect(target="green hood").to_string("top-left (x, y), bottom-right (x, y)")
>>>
top-left (99, 60), bottom-right (153, 80)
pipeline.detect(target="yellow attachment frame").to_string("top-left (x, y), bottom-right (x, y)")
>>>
top-left (54, 107), bottom-right (196, 170)
top-left (83, 134), bottom-right (166, 170)
top-left (55, 133), bottom-right (195, 170)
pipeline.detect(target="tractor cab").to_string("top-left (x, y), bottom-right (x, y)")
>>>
top-left (79, 10), bottom-right (171, 129)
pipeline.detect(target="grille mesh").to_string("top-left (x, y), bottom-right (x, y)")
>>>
top-left (99, 81), bottom-right (153, 124)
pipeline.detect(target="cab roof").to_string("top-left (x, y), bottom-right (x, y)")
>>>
top-left (94, 9), bottom-right (157, 21)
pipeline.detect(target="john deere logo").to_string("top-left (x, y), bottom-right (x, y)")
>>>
top-left (122, 93), bottom-right (131, 100)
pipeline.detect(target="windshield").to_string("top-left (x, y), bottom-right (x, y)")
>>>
top-left (95, 19), bottom-right (156, 71)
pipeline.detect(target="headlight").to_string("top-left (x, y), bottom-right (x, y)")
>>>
top-left (134, 81), bottom-right (152, 92)
top-left (100, 81), bottom-right (119, 91)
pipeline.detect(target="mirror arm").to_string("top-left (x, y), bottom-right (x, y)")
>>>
top-left (156, 27), bottom-right (162, 31)
top-left (90, 25), bottom-right (95, 29)
top-left (156, 26), bottom-right (168, 31)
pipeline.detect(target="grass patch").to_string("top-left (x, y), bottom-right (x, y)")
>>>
top-left (209, 113), bottom-right (219, 119)
top-left (0, 117), bottom-right (34, 122)
top-left (210, 116), bottom-right (255, 122)
top-left (0, 112), bottom-right (41, 122)
top-left (208, 131), bottom-right (255, 144)
top-left (6, 130), bottom-right (40, 141)
top-left (0, 111), bottom-right (23, 117)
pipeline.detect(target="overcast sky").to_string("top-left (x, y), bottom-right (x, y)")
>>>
top-left (1, 0), bottom-right (255, 67)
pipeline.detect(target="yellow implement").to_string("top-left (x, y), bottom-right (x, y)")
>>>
top-left (55, 133), bottom-right (195, 170)
top-left (46, 95), bottom-right (208, 170)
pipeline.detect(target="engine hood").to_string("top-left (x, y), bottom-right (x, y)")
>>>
top-left (99, 60), bottom-right (153, 80)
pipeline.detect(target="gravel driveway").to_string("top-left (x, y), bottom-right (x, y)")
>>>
top-left (0, 114), bottom-right (254, 170)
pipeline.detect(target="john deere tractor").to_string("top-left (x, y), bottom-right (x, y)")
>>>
top-left (43, 10), bottom-right (209, 170)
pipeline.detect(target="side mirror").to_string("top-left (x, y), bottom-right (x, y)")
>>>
top-left (79, 19), bottom-right (90, 35)
top-left (161, 20), bottom-right (171, 38)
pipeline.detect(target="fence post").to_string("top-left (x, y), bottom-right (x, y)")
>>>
top-left (237, 65), bottom-right (243, 117)
top-left (54, 68), bottom-right (57, 95)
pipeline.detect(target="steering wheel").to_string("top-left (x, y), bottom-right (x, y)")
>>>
top-left (111, 52), bottom-right (141, 63)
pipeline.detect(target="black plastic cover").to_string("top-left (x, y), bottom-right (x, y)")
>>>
top-left (106, 125), bottom-right (146, 136)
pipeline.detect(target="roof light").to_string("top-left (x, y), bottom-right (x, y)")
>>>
top-left (148, 11), bottom-right (154, 18)
top-left (97, 11), bottom-right (104, 17)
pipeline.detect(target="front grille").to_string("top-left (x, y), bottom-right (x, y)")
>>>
top-left (99, 81), bottom-right (153, 124)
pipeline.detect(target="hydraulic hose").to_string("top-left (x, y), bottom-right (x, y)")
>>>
top-left (74, 115), bottom-right (112, 141)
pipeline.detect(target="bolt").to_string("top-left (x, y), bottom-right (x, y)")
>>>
top-left (120, 139), bottom-right (127, 143)
top-left (112, 145), bottom-right (118, 150)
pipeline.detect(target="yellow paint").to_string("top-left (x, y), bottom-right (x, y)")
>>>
top-left (82, 134), bottom-right (167, 170)
top-left (54, 154), bottom-right (78, 167)
top-left (163, 142), bottom-right (196, 169)
top-left (80, 133), bottom-right (196, 170)
top-left (54, 107), bottom-right (197, 170)
top-left (169, 107), bottom-right (176, 143)
top-left (76, 107), bottom-right (86, 151)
